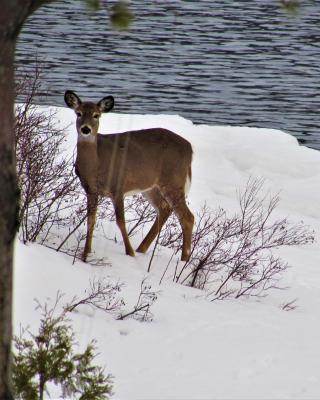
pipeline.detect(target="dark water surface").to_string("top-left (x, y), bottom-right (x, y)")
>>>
top-left (16, 1), bottom-right (320, 149)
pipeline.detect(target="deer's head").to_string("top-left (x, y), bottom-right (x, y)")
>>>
top-left (64, 90), bottom-right (114, 141)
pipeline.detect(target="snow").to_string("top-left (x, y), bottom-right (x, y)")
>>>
top-left (13, 107), bottom-right (320, 399)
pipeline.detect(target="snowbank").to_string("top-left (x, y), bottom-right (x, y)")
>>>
top-left (14, 108), bottom-right (320, 399)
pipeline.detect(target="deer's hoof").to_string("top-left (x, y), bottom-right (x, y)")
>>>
top-left (181, 250), bottom-right (191, 262)
top-left (136, 245), bottom-right (147, 254)
top-left (126, 249), bottom-right (135, 257)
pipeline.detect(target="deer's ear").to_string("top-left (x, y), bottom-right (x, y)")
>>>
top-left (97, 96), bottom-right (114, 113)
top-left (64, 91), bottom-right (82, 109)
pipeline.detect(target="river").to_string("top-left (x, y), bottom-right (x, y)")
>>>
top-left (16, 0), bottom-right (320, 149)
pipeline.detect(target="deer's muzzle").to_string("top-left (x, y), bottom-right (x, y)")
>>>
top-left (81, 125), bottom-right (91, 135)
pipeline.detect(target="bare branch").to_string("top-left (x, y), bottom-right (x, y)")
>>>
top-left (64, 278), bottom-right (124, 315)
top-left (166, 178), bottom-right (314, 300)
top-left (117, 278), bottom-right (158, 322)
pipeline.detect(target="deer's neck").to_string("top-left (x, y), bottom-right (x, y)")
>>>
top-left (76, 140), bottom-right (99, 193)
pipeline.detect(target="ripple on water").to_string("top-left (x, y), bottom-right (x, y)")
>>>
top-left (16, 0), bottom-right (320, 149)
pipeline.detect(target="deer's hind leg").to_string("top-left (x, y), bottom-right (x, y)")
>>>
top-left (160, 187), bottom-right (194, 262)
top-left (136, 188), bottom-right (172, 254)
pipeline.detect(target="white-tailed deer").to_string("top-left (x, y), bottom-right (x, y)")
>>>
top-left (64, 90), bottom-right (194, 262)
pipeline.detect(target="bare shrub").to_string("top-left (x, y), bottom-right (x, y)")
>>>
top-left (125, 195), bottom-right (156, 237)
top-left (117, 278), bottom-right (158, 322)
top-left (15, 65), bottom-right (100, 254)
top-left (163, 178), bottom-right (314, 300)
top-left (159, 213), bottom-right (183, 250)
top-left (63, 277), bottom-right (157, 323)
top-left (64, 278), bottom-right (125, 314)
top-left (55, 194), bottom-right (156, 261)
top-left (97, 195), bottom-right (156, 239)
top-left (15, 64), bottom-right (79, 244)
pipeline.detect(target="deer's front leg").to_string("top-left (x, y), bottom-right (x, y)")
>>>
top-left (83, 193), bottom-right (98, 262)
top-left (113, 196), bottom-right (135, 257)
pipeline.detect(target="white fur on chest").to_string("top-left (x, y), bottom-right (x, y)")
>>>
top-left (78, 133), bottom-right (96, 143)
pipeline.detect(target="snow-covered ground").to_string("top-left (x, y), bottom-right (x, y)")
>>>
top-left (13, 107), bottom-right (320, 399)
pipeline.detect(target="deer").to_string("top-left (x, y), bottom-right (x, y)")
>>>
top-left (64, 90), bottom-right (194, 263)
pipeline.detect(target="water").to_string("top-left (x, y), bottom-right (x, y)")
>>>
top-left (16, 0), bottom-right (320, 149)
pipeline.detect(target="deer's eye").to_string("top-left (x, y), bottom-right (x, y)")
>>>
top-left (76, 111), bottom-right (82, 118)
top-left (93, 113), bottom-right (100, 119)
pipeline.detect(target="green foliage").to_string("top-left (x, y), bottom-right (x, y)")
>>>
top-left (12, 302), bottom-right (113, 400)
top-left (84, 0), bottom-right (100, 12)
top-left (62, 342), bottom-right (113, 399)
top-left (83, 0), bottom-right (134, 30)
top-left (280, 0), bottom-right (300, 14)
top-left (110, 2), bottom-right (134, 31)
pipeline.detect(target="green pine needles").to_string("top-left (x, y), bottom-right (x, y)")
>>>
top-left (12, 300), bottom-right (113, 400)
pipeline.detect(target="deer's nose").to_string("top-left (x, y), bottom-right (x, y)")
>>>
top-left (81, 125), bottom-right (91, 135)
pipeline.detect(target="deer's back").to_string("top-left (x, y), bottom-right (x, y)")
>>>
top-left (97, 128), bottom-right (192, 194)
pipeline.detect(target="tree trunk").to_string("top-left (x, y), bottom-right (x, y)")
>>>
top-left (0, 2), bottom-right (33, 397)
top-left (0, 1), bottom-right (57, 396)
top-left (0, 32), bottom-right (19, 399)
top-left (0, 0), bottom-right (80, 397)
top-left (0, 8), bottom-right (24, 392)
